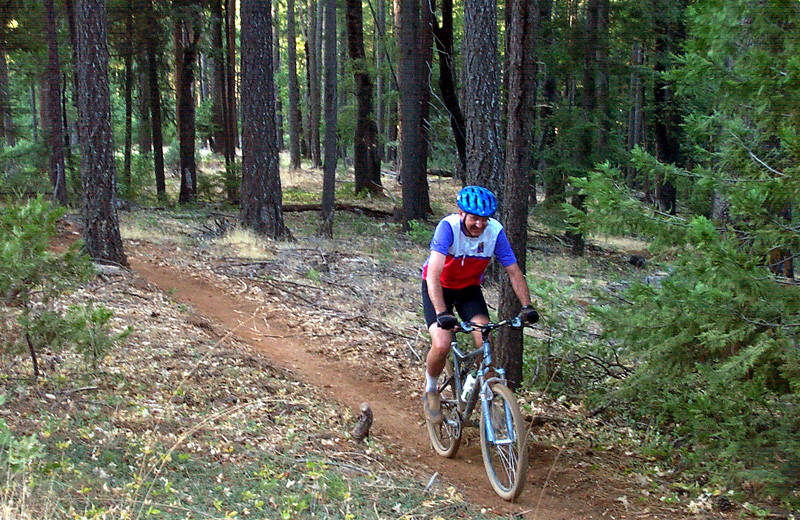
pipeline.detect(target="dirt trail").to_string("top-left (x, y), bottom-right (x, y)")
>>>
top-left (130, 250), bottom-right (686, 520)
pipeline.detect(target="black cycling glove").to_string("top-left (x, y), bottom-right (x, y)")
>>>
top-left (520, 305), bottom-right (539, 324)
top-left (436, 312), bottom-right (458, 330)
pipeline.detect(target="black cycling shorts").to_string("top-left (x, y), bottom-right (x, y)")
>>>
top-left (421, 280), bottom-right (489, 328)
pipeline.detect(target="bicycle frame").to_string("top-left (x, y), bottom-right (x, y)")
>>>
top-left (427, 316), bottom-right (530, 501)
top-left (440, 319), bottom-right (519, 433)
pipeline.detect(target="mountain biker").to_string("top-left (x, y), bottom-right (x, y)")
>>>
top-left (421, 185), bottom-right (539, 424)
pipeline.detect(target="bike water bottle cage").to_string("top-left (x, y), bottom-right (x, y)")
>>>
top-left (457, 186), bottom-right (497, 217)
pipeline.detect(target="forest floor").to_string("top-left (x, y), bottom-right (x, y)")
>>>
top-left (6, 163), bottom-right (778, 519)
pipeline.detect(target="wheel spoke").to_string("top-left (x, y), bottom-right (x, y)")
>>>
top-left (480, 383), bottom-right (528, 501)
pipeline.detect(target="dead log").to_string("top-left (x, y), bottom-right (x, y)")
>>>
top-left (351, 402), bottom-right (373, 443)
top-left (283, 203), bottom-right (394, 220)
top-left (427, 169), bottom-right (453, 178)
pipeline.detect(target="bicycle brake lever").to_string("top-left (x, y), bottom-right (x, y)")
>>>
top-left (509, 316), bottom-right (523, 328)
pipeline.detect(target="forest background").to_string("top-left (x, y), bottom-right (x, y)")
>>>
top-left (1, 0), bottom-right (799, 516)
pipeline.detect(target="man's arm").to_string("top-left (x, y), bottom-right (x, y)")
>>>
top-left (425, 251), bottom-right (448, 315)
top-left (504, 262), bottom-right (532, 307)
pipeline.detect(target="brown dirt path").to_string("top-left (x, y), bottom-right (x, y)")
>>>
top-left (130, 249), bottom-right (689, 520)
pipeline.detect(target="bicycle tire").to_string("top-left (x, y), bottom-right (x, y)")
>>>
top-left (426, 363), bottom-right (462, 458)
top-left (479, 382), bottom-right (528, 501)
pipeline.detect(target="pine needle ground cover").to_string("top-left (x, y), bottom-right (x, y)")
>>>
top-left (0, 241), bottom-right (490, 520)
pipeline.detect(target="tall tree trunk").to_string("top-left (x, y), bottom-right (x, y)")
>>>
top-left (174, 4), bottom-right (202, 205)
top-left (627, 42), bottom-right (646, 185)
top-left (319, 0), bottom-right (337, 237)
top-left (287, 0), bottom-right (302, 169)
top-left (0, 49), bottom-right (14, 147)
top-left (273, 0), bottom-right (284, 150)
top-left (145, 0), bottom-right (166, 199)
top-left (463, 0), bottom-right (503, 194)
top-left (240, 0), bottom-right (289, 238)
top-left (75, 0), bottom-right (127, 266)
top-left (346, 0), bottom-right (381, 194)
top-left (338, 18), bottom-right (349, 160)
top-left (210, 0), bottom-right (226, 155)
top-left (30, 84), bottom-right (39, 143)
top-left (43, 0), bottom-right (67, 205)
top-left (399, 0), bottom-right (428, 224)
top-left (62, 73), bottom-right (74, 171)
top-left (652, 0), bottom-right (685, 215)
top-left (419, 0), bottom-right (432, 210)
top-left (0, 5), bottom-right (14, 147)
top-left (537, 0), bottom-right (560, 202)
top-left (307, 0), bottom-right (322, 168)
top-left (137, 51), bottom-right (152, 154)
top-left (431, 0), bottom-right (466, 178)
top-left (567, 0), bottom-right (607, 256)
top-left (496, 0), bottom-right (536, 391)
top-left (64, 0), bottom-right (80, 162)
top-left (375, 0), bottom-right (385, 160)
top-left (226, 0), bottom-right (239, 151)
top-left (122, 0), bottom-right (134, 197)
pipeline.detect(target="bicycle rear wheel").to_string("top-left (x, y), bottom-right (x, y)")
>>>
top-left (479, 382), bottom-right (528, 501)
top-left (426, 363), bottom-right (462, 458)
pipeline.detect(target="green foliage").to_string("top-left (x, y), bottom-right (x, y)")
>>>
top-left (67, 302), bottom-right (132, 371)
top-left (523, 278), bottom-right (621, 400)
top-left (570, 3), bottom-right (800, 493)
top-left (405, 219), bottom-right (432, 247)
top-left (576, 163), bottom-right (800, 497)
top-left (0, 197), bottom-right (91, 304)
top-left (0, 197), bottom-right (126, 378)
top-left (0, 141), bottom-right (50, 199)
top-left (0, 419), bottom-right (43, 473)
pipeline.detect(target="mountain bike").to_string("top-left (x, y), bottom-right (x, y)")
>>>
top-left (425, 317), bottom-right (529, 501)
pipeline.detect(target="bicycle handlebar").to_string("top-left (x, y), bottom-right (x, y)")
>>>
top-left (454, 316), bottom-right (527, 334)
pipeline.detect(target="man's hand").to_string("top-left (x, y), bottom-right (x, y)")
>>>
top-left (436, 312), bottom-right (458, 330)
top-left (520, 305), bottom-right (539, 324)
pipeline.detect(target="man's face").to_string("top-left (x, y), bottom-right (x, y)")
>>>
top-left (460, 210), bottom-right (489, 237)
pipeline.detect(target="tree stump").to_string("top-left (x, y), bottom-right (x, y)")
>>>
top-left (351, 402), bottom-right (373, 443)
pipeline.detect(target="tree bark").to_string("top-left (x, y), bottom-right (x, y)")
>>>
top-left (174, 3), bottom-right (202, 205)
top-left (431, 0), bottom-right (466, 178)
top-left (652, 0), bottom-right (685, 215)
top-left (43, 0), bottom-right (67, 205)
top-left (145, 0), bottom-right (166, 199)
top-left (319, 0), bottom-right (338, 237)
top-left (287, 0), bottom-right (302, 169)
top-left (273, 0), bottom-right (284, 150)
top-left (0, 5), bottom-right (14, 147)
top-left (346, 0), bottom-right (382, 194)
top-left (226, 0), bottom-right (239, 151)
top-left (626, 42), bottom-right (646, 185)
top-left (375, 0), bottom-right (386, 160)
top-left (75, 0), bottom-right (127, 266)
top-left (137, 51), bottom-right (152, 154)
top-left (240, 0), bottom-right (289, 239)
top-left (0, 48), bottom-right (14, 147)
top-left (399, 0), bottom-right (428, 224)
top-left (462, 0), bottom-right (503, 194)
top-left (496, 0), bottom-right (536, 391)
top-left (567, 0), bottom-right (608, 257)
top-left (122, 0), bottom-right (134, 197)
top-left (307, 0), bottom-right (322, 168)
top-left (210, 0), bottom-right (226, 155)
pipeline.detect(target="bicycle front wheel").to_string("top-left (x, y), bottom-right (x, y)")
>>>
top-left (426, 363), bottom-right (462, 458)
top-left (479, 382), bottom-right (528, 501)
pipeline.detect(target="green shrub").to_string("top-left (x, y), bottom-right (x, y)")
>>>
top-left (0, 197), bottom-right (126, 378)
top-left (67, 302), bottom-right (131, 371)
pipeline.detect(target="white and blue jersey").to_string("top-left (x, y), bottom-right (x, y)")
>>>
top-left (422, 214), bottom-right (517, 289)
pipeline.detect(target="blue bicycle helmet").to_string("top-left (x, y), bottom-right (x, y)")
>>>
top-left (457, 186), bottom-right (497, 217)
